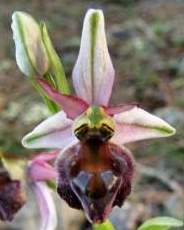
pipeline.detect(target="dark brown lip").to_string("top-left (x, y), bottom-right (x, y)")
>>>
top-left (56, 140), bottom-right (134, 223)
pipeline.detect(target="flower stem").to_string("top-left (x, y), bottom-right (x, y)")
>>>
top-left (93, 220), bottom-right (115, 230)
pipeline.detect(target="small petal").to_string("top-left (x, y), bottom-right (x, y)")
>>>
top-left (39, 79), bottom-right (89, 119)
top-left (32, 182), bottom-right (57, 230)
top-left (32, 151), bottom-right (59, 162)
top-left (22, 111), bottom-right (77, 149)
top-left (72, 9), bottom-right (115, 106)
top-left (112, 107), bottom-right (176, 144)
top-left (28, 160), bottom-right (57, 182)
top-left (12, 11), bottom-right (49, 77)
top-left (28, 151), bottom-right (58, 182)
top-left (105, 103), bottom-right (138, 116)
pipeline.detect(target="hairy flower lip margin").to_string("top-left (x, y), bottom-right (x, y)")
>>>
top-left (56, 140), bottom-right (134, 224)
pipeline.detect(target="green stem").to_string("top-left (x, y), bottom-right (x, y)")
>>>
top-left (93, 220), bottom-right (115, 230)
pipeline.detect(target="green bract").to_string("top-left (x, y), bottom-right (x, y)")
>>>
top-left (138, 217), bottom-right (183, 230)
top-left (41, 23), bottom-right (70, 94)
top-left (12, 11), bottom-right (49, 77)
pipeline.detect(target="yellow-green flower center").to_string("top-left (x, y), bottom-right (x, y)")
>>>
top-left (73, 106), bottom-right (115, 141)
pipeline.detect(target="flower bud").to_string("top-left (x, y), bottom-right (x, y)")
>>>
top-left (12, 11), bottom-right (49, 77)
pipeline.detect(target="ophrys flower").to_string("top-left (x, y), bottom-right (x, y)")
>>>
top-left (14, 9), bottom-right (175, 226)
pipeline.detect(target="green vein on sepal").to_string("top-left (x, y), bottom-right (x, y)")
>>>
top-left (153, 125), bottom-right (176, 136)
top-left (130, 123), bottom-right (176, 136)
top-left (90, 11), bottom-right (99, 101)
top-left (24, 132), bottom-right (47, 144)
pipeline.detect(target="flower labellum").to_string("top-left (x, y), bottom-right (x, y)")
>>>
top-left (56, 139), bottom-right (134, 223)
top-left (12, 11), bottom-right (49, 77)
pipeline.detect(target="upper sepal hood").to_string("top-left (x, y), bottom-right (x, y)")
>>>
top-left (11, 11), bottom-right (49, 77)
top-left (72, 9), bottom-right (115, 106)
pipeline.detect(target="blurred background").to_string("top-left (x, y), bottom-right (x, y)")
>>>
top-left (0, 0), bottom-right (184, 229)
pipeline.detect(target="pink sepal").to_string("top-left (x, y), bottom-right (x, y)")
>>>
top-left (28, 151), bottom-right (58, 182)
top-left (38, 79), bottom-right (89, 119)
top-left (31, 182), bottom-right (57, 230)
top-left (105, 103), bottom-right (139, 116)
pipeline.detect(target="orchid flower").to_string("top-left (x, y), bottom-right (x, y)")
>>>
top-left (0, 150), bottom-right (58, 230)
top-left (11, 8), bottom-right (176, 228)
